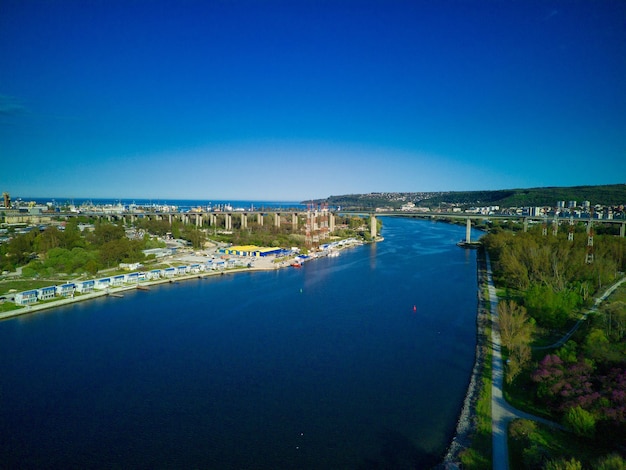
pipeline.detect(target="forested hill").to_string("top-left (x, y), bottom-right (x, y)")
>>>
top-left (308, 184), bottom-right (626, 210)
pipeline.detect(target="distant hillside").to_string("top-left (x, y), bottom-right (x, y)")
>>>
top-left (309, 184), bottom-right (626, 210)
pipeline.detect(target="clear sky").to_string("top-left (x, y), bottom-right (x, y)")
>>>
top-left (1, 0), bottom-right (625, 201)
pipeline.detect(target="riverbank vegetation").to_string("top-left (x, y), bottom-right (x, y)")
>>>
top-left (0, 214), bottom-right (376, 295)
top-left (458, 252), bottom-right (493, 469)
top-left (482, 225), bottom-right (626, 468)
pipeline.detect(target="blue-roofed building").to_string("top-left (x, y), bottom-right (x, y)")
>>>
top-left (76, 280), bottom-right (95, 293)
top-left (124, 272), bottom-right (139, 283)
top-left (147, 269), bottom-right (162, 280)
top-left (15, 290), bottom-right (38, 305)
top-left (37, 286), bottom-right (57, 301)
top-left (111, 275), bottom-right (125, 287)
top-left (164, 267), bottom-right (176, 277)
top-left (56, 283), bottom-right (75, 297)
top-left (176, 266), bottom-right (188, 275)
top-left (95, 278), bottom-right (111, 290)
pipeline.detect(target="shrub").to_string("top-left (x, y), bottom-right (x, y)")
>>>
top-left (563, 406), bottom-right (596, 438)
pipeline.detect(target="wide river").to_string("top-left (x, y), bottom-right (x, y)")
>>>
top-left (0, 217), bottom-right (481, 469)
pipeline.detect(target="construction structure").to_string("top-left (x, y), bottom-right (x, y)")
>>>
top-left (305, 202), bottom-right (332, 249)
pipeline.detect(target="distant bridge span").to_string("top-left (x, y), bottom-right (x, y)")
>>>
top-left (338, 210), bottom-right (626, 242)
top-left (6, 209), bottom-right (625, 241)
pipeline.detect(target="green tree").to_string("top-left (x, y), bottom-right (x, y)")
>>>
top-left (4, 230), bottom-right (37, 268)
top-left (499, 300), bottom-right (534, 383)
top-left (596, 453), bottom-right (626, 470)
top-left (90, 221), bottom-right (125, 246)
top-left (181, 225), bottom-right (206, 250)
top-left (563, 406), bottom-right (596, 438)
top-left (35, 226), bottom-right (62, 253)
top-left (544, 457), bottom-right (583, 470)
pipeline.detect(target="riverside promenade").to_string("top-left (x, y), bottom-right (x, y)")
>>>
top-left (0, 254), bottom-right (289, 322)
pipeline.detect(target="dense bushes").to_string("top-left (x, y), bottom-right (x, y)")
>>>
top-left (483, 227), bottom-right (625, 328)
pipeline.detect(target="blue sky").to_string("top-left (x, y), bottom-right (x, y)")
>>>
top-left (1, 0), bottom-right (625, 201)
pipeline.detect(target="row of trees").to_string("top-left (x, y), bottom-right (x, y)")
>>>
top-left (1, 220), bottom-right (150, 277)
top-left (484, 226), bottom-right (625, 329)
top-left (484, 224), bottom-right (626, 464)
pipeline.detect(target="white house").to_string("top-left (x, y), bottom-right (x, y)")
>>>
top-left (15, 290), bottom-right (38, 305)
top-left (95, 278), bottom-right (111, 290)
top-left (76, 280), bottom-right (95, 293)
top-left (124, 272), bottom-right (139, 283)
top-left (37, 286), bottom-right (57, 301)
top-left (56, 283), bottom-right (75, 297)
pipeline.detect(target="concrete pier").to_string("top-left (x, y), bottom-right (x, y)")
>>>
top-left (466, 218), bottom-right (472, 244)
top-left (241, 213), bottom-right (247, 229)
top-left (370, 215), bottom-right (377, 239)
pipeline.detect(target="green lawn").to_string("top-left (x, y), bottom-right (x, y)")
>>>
top-left (0, 279), bottom-right (65, 296)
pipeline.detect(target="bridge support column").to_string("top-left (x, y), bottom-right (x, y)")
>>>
top-left (292, 213), bottom-right (298, 228)
top-left (241, 213), bottom-right (247, 229)
top-left (370, 215), bottom-right (377, 239)
top-left (274, 213), bottom-right (281, 228)
top-left (329, 213), bottom-right (335, 232)
top-left (168, 214), bottom-right (172, 225)
top-left (209, 214), bottom-right (216, 227)
top-left (225, 213), bottom-right (232, 230)
top-left (466, 218), bottom-right (472, 244)
top-left (523, 218), bottom-right (529, 232)
top-left (621, 222), bottom-right (625, 238)
top-left (257, 213), bottom-right (263, 226)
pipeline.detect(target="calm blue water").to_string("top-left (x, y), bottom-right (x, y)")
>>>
top-left (0, 218), bottom-right (480, 469)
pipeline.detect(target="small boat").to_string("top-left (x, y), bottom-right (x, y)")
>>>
top-left (291, 262), bottom-right (302, 268)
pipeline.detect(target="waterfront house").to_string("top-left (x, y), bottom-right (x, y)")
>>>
top-left (95, 278), bottom-right (111, 290)
top-left (189, 264), bottom-right (202, 273)
top-left (147, 269), bottom-right (162, 280)
top-left (164, 267), bottom-right (176, 278)
top-left (176, 266), bottom-right (188, 276)
top-left (124, 272), bottom-right (139, 283)
top-left (76, 280), bottom-right (95, 293)
top-left (37, 286), bottom-right (57, 301)
top-left (138, 272), bottom-right (146, 281)
top-left (15, 290), bottom-right (38, 305)
top-left (56, 283), bottom-right (75, 297)
top-left (111, 275), bottom-right (125, 287)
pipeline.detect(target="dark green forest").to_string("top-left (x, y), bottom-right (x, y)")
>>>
top-left (316, 184), bottom-right (626, 210)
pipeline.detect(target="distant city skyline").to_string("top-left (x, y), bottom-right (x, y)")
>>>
top-left (1, 1), bottom-right (625, 200)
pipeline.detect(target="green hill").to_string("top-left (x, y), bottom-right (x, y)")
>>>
top-left (310, 184), bottom-right (626, 210)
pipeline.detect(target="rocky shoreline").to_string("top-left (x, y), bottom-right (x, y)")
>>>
top-left (437, 248), bottom-right (490, 468)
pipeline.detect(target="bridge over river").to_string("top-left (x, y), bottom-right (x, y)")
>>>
top-left (6, 209), bottom-right (625, 242)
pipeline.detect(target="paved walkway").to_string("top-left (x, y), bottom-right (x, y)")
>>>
top-left (486, 256), bottom-right (563, 470)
